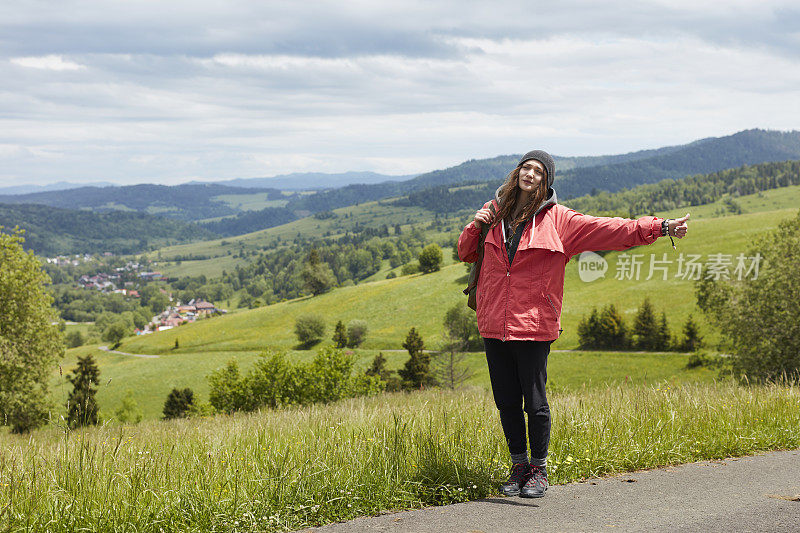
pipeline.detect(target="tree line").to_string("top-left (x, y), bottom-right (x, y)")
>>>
top-left (398, 159), bottom-right (800, 218)
top-left (0, 205), bottom-right (215, 256)
top-left (577, 297), bottom-right (702, 352)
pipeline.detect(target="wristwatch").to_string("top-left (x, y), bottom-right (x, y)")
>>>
top-left (661, 219), bottom-right (670, 237)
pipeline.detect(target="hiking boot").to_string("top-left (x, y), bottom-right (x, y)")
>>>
top-left (520, 465), bottom-right (548, 498)
top-left (499, 462), bottom-right (530, 496)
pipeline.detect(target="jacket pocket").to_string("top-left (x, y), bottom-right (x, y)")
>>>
top-left (545, 294), bottom-right (559, 316)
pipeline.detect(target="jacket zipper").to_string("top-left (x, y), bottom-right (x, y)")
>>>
top-left (504, 269), bottom-right (510, 341)
top-left (499, 220), bottom-right (511, 342)
top-left (546, 294), bottom-right (558, 315)
top-left (546, 294), bottom-right (564, 337)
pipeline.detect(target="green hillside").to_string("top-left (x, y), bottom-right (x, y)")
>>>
top-left (50, 183), bottom-right (800, 422)
top-left (0, 183), bottom-right (284, 222)
top-left (0, 203), bottom-right (216, 256)
top-left (128, 205), bottom-right (794, 357)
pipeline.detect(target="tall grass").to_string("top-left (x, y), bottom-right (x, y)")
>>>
top-left (2, 381), bottom-right (799, 532)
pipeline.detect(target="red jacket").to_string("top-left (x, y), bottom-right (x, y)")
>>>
top-left (458, 190), bottom-right (664, 342)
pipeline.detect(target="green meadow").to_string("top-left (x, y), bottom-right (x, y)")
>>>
top-left (125, 205), bottom-right (798, 357)
top-left (53, 344), bottom-right (719, 422)
top-left (48, 185), bottom-right (800, 422)
top-left (6, 184), bottom-right (799, 532)
top-left (7, 382), bottom-right (800, 532)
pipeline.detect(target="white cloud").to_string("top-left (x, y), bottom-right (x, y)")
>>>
top-left (0, 1), bottom-right (798, 185)
top-left (10, 54), bottom-right (85, 71)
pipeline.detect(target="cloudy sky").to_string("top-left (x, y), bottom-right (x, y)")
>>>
top-left (1, 0), bottom-right (799, 186)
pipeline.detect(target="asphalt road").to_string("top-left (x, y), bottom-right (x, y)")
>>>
top-left (303, 448), bottom-right (800, 533)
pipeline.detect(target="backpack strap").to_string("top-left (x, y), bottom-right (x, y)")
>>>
top-left (463, 201), bottom-right (497, 295)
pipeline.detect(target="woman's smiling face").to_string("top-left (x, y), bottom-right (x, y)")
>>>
top-left (518, 159), bottom-right (546, 192)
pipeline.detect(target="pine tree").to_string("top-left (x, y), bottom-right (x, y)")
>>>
top-left (597, 304), bottom-right (628, 349)
top-left (632, 297), bottom-right (658, 350)
top-left (162, 388), bottom-right (194, 419)
top-left (679, 314), bottom-right (704, 352)
top-left (366, 353), bottom-right (401, 391)
top-left (332, 320), bottom-right (348, 348)
top-left (577, 307), bottom-right (601, 349)
top-left (66, 354), bottom-right (101, 429)
top-left (398, 327), bottom-right (432, 390)
top-left (655, 312), bottom-right (672, 351)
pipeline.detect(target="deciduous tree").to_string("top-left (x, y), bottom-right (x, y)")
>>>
top-left (0, 228), bottom-right (64, 433)
top-left (696, 209), bottom-right (800, 382)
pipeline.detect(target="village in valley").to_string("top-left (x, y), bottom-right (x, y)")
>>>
top-left (50, 254), bottom-right (225, 335)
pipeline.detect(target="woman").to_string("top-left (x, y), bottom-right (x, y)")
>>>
top-left (457, 150), bottom-right (689, 498)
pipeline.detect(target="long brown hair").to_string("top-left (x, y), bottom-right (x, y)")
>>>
top-left (493, 164), bottom-right (549, 232)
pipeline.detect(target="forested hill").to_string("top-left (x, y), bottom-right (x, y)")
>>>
top-left (0, 204), bottom-right (216, 256)
top-left (285, 128), bottom-right (800, 214)
top-left (564, 159), bottom-right (800, 217)
top-left (0, 183), bottom-right (284, 222)
top-left (555, 129), bottom-right (800, 198)
top-left (396, 159), bottom-right (800, 218)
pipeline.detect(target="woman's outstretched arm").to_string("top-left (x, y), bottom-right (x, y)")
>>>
top-left (557, 207), bottom-right (664, 259)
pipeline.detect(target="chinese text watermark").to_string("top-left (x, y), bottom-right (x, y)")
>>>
top-left (577, 251), bottom-right (762, 282)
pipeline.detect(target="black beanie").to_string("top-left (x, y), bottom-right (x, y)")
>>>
top-left (518, 150), bottom-right (555, 188)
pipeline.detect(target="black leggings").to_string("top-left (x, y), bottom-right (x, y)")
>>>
top-left (484, 337), bottom-right (551, 462)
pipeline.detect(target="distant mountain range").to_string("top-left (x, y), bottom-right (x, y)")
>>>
top-left (285, 128), bottom-right (800, 213)
top-left (203, 171), bottom-right (416, 190)
top-left (2, 128), bottom-right (799, 241)
top-left (0, 171), bottom-right (413, 197)
top-left (0, 183), bottom-right (284, 222)
top-left (0, 181), bottom-right (116, 195)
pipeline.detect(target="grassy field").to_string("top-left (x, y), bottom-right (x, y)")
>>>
top-left (5, 382), bottom-right (799, 532)
top-left (53, 344), bottom-right (720, 422)
top-left (51, 188), bottom-right (797, 423)
top-left (212, 193), bottom-right (290, 212)
top-left (146, 199), bottom-right (435, 268)
top-left (121, 205), bottom-right (798, 359)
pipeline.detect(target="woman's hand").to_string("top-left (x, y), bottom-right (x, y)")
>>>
top-left (669, 213), bottom-right (690, 238)
top-left (473, 207), bottom-right (495, 229)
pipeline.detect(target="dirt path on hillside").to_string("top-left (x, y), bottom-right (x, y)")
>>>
top-left (303, 448), bottom-right (800, 532)
top-left (98, 346), bottom-right (160, 359)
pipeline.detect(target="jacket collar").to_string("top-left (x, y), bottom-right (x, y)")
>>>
top-left (486, 186), bottom-right (563, 253)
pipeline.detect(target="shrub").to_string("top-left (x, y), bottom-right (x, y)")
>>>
top-left (294, 314), bottom-right (326, 348)
top-left (162, 388), bottom-right (195, 419)
top-left (207, 348), bottom-right (384, 414)
top-left (418, 244), bottom-right (443, 273)
top-left (207, 359), bottom-right (250, 414)
top-left (65, 330), bottom-right (85, 348)
top-left (115, 389), bottom-right (143, 424)
top-left (346, 319), bottom-right (368, 348)
top-left (401, 263), bottom-right (419, 276)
